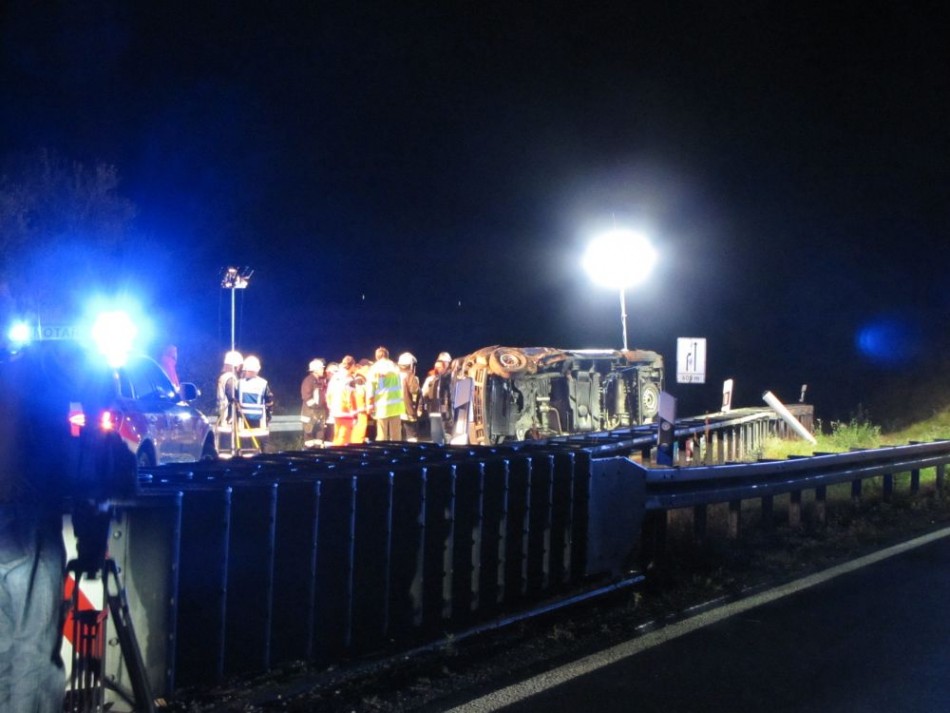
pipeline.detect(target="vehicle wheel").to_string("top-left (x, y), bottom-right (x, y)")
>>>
top-left (488, 348), bottom-right (530, 378)
top-left (639, 382), bottom-right (660, 420)
top-left (136, 447), bottom-right (156, 468)
top-left (200, 438), bottom-right (218, 461)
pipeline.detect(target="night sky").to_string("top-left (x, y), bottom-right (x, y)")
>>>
top-left (2, 2), bottom-right (948, 426)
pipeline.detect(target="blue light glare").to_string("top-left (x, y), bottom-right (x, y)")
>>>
top-left (80, 294), bottom-right (153, 367)
top-left (855, 315), bottom-right (922, 367)
top-left (7, 321), bottom-right (32, 347)
top-left (91, 310), bottom-right (138, 367)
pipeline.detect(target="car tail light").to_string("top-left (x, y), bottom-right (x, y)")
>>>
top-left (98, 410), bottom-right (118, 432)
top-left (68, 403), bottom-right (120, 436)
top-left (68, 402), bottom-right (85, 437)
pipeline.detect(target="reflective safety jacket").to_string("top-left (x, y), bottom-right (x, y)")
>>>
top-left (370, 359), bottom-right (405, 419)
top-left (216, 370), bottom-right (239, 423)
top-left (327, 372), bottom-right (357, 419)
top-left (238, 375), bottom-right (273, 436)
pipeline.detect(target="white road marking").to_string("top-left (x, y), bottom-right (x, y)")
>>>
top-left (446, 526), bottom-right (950, 712)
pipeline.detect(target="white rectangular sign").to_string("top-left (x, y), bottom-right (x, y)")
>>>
top-left (676, 337), bottom-right (706, 384)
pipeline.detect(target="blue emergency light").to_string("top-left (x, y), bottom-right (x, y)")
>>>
top-left (6, 321), bottom-right (32, 348)
top-left (90, 310), bottom-right (138, 368)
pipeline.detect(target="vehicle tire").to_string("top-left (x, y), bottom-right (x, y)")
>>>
top-left (488, 348), bottom-right (530, 378)
top-left (639, 382), bottom-right (660, 420)
top-left (136, 446), bottom-right (156, 468)
top-left (200, 437), bottom-right (218, 461)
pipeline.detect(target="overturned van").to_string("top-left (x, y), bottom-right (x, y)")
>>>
top-left (448, 345), bottom-right (664, 445)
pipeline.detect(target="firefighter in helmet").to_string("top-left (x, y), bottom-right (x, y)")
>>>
top-left (420, 351), bottom-right (453, 444)
top-left (238, 355), bottom-right (274, 452)
top-left (398, 352), bottom-right (421, 442)
top-left (300, 358), bottom-right (329, 448)
top-left (216, 350), bottom-right (243, 451)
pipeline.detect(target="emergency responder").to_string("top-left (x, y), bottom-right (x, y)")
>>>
top-left (398, 352), bottom-right (421, 442)
top-left (327, 356), bottom-right (357, 445)
top-left (238, 355), bottom-right (274, 453)
top-left (420, 352), bottom-right (454, 444)
top-left (300, 358), bottom-right (328, 448)
top-left (216, 350), bottom-right (243, 452)
top-left (350, 360), bottom-right (372, 444)
top-left (159, 343), bottom-right (180, 389)
top-left (369, 347), bottom-right (405, 440)
top-left (324, 362), bottom-right (339, 443)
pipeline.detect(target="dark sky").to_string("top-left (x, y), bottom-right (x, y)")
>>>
top-left (2, 2), bottom-right (948, 424)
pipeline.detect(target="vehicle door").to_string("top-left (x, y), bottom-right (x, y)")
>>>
top-left (122, 357), bottom-right (186, 462)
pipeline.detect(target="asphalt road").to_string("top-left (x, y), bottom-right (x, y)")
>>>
top-left (442, 527), bottom-right (950, 713)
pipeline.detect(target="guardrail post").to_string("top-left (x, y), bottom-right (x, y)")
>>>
top-left (910, 469), bottom-right (920, 494)
top-left (727, 500), bottom-right (741, 539)
top-left (882, 473), bottom-right (893, 502)
top-left (814, 485), bottom-right (827, 525)
top-left (938, 463), bottom-right (946, 493)
top-left (639, 510), bottom-right (667, 569)
top-left (761, 495), bottom-right (774, 531)
top-left (788, 490), bottom-right (802, 529)
top-left (851, 479), bottom-right (862, 505)
top-left (692, 505), bottom-right (707, 541)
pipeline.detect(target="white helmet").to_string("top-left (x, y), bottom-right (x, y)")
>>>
top-left (309, 358), bottom-right (325, 372)
top-left (243, 355), bottom-right (261, 373)
top-left (224, 350), bottom-right (244, 367)
top-left (437, 352), bottom-right (452, 363)
top-left (397, 352), bottom-right (416, 367)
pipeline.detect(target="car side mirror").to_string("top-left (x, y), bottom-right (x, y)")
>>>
top-left (179, 382), bottom-right (200, 402)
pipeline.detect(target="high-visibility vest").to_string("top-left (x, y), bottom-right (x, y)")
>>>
top-left (239, 376), bottom-right (270, 427)
top-left (327, 373), bottom-right (357, 419)
top-left (372, 367), bottom-right (405, 419)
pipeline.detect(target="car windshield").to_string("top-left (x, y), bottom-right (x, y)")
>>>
top-left (118, 356), bottom-right (177, 400)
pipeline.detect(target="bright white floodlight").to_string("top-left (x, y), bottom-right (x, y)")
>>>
top-left (583, 228), bottom-right (657, 350)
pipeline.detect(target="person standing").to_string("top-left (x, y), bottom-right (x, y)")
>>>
top-left (398, 352), bottom-right (421, 442)
top-left (327, 356), bottom-right (358, 446)
top-left (158, 343), bottom-right (180, 390)
top-left (300, 358), bottom-right (329, 448)
top-left (350, 361), bottom-right (372, 444)
top-left (216, 350), bottom-right (243, 452)
top-left (420, 351), bottom-right (454, 444)
top-left (238, 354), bottom-right (274, 453)
top-left (369, 347), bottom-right (405, 441)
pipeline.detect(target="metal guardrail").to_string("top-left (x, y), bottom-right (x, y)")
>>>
top-left (99, 405), bottom-right (950, 701)
top-left (268, 414), bottom-right (305, 432)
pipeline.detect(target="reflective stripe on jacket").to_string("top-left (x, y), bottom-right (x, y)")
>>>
top-left (239, 376), bottom-right (270, 424)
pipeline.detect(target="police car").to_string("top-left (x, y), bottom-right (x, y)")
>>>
top-left (7, 312), bottom-right (217, 468)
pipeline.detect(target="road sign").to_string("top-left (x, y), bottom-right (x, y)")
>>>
top-left (676, 337), bottom-right (706, 384)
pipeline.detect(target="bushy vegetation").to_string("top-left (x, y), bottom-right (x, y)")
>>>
top-left (761, 411), bottom-right (879, 459)
top-left (762, 404), bottom-right (950, 460)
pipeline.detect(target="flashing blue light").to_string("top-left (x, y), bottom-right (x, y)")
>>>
top-left (91, 310), bottom-right (138, 367)
top-left (7, 321), bottom-right (32, 347)
top-left (855, 314), bottom-right (922, 368)
top-left (80, 293), bottom-right (153, 366)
